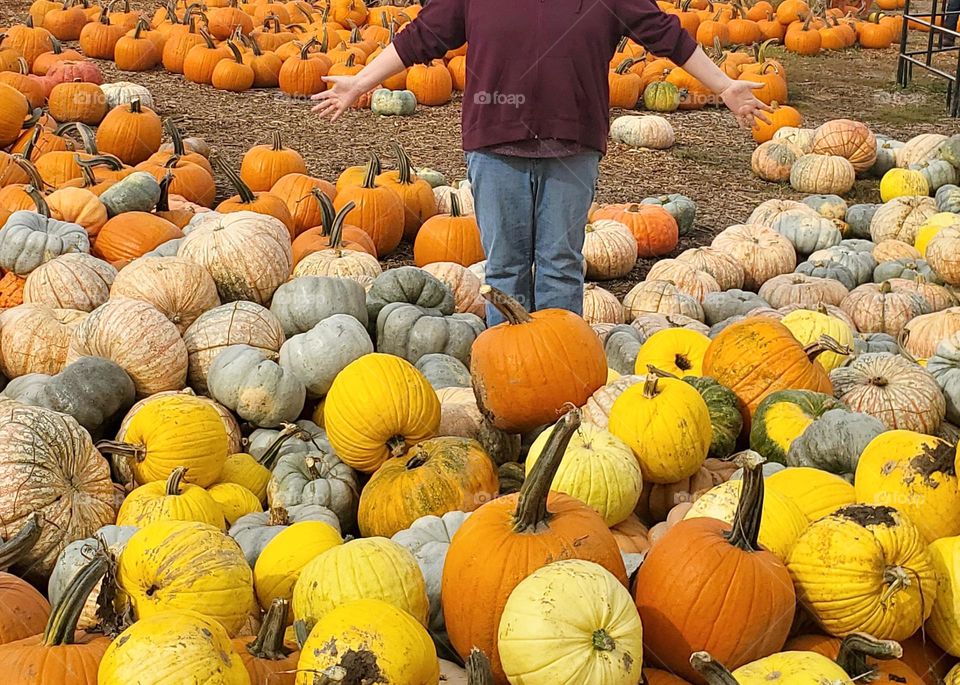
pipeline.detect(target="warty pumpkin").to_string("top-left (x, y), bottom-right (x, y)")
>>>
top-left (295, 598), bottom-right (439, 685)
top-left (787, 504), bottom-right (936, 640)
top-left (104, 392), bottom-right (229, 487)
top-left (854, 430), bottom-right (960, 543)
top-left (116, 467), bottom-right (226, 529)
top-left (324, 352), bottom-right (441, 473)
top-left (441, 408), bottom-right (627, 683)
top-left (358, 437), bottom-right (498, 538)
top-left (702, 317), bottom-right (839, 429)
top-left (634, 452), bottom-right (796, 680)
top-left (498, 560), bottom-right (644, 685)
top-left (470, 285), bottom-right (607, 434)
top-left (118, 520), bottom-right (257, 636)
top-left (98, 609), bottom-right (251, 684)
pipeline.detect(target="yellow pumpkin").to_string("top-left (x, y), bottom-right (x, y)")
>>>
top-left (208, 482), bottom-right (263, 525)
top-left (880, 168), bottom-right (929, 202)
top-left (949, 664), bottom-right (960, 685)
top-left (855, 430), bottom-right (960, 543)
top-left (916, 213), bottom-right (960, 257)
top-left (608, 374), bottom-right (711, 484)
top-left (218, 452), bottom-right (272, 503)
top-left (766, 467), bottom-right (856, 522)
top-left (358, 437), bottom-right (499, 538)
top-left (98, 609), bottom-right (251, 685)
top-left (691, 650), bottom-right (854, 685)
top-left (634, 328), bottom-right (711, 378)
top-left (254, 520), bottom-right (343, 612)
top-left (296, 598), bottom-right (439, 685)
top-left (684, 473), bottom-right (809, 562)
top-left (498, 559), bottom-right (643, 684)
top-left (116, 467), bottom-right (226, 529)
top-left (780, 309), bottom-right (854, 371)
top-left (524, 420), bottom-right (642, 526)
top-left (110, 394), bottom-right (230, 487)
top-left (118, 520), bottom-right (258, 637)
top-left (292, 536), bottom-right (429, 629)
top-left (607, 367), bottom-right (621, 382)
top-left (927, 536), bottom-right (960, 656)
top-left (324, 353), bottom-right (441, 473)
top-left (787, 504), bottom-right (936, 640)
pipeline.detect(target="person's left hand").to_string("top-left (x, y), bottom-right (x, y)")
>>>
top-left (719, 81), bottom-right (773, 130)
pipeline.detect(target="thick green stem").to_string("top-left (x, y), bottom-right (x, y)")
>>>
top-left (0, 514), bottom-right (40, 572)
top-left (466, 649), bottom-right (494, 685)
top-left (215, 155), bottom-right (257, 204)
top-left (724, 450), bottom-right (765, 551)
top-left (361, 151), bottom-right (381, 189)
top-left (246, 598), bottom-right (291, 660)
top-left (164, 467), bottom-right (187, 496)
top-left (689, 652), bottom-right (738, 685)
top-left (43, 554), bottom-right (109, 647)
top-left (513, 408), bottom-right (580, 533)
top-left (835, 633), bottom-right (903, 680)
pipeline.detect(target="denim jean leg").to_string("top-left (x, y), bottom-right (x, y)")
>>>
top-left (531, 152), bottom-right (601, 315)
top-left (466, 151), bottom-right (536, 325)
top-left (947, 0), bottom-right (959, 38)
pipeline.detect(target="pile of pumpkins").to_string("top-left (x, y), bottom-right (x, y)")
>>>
top-left (752, 117), bottom-right (960, 200)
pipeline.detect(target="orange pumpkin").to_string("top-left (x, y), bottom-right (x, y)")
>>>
top-left (291, 189), bottom-right (378, 261)
top-left (441, 408), bottom-right (627, 683)
top-left (701, 317), bottom-right (840, 429)
top-left (270, 172), bottom-right (337, 236)
top-left (93, 211), bottom-right (183, 264)
top-left (591, 203), bottom-right (679, 257)
top-left (232, 598), bottom-right (298, 685)
top-left (239, 130), bottom-right (307, 193)
top-left (751, 101), bottom-right (801, 143)
top-left (0, 517), bottom-right (51, 646)
top-left (469, 286), bottom-right (607, 434)
top-left (413, 193), bottom-right (483, 268)
top-left (375, 144), bottom-right (437, 240)
top-left (214, 156), bottom-right (296, 237)
top-left (634, 453), bottom-right (795, 680)
top-left (784, 634), bottom-right (925, 685)
top-left (785, 13), bottom-right (823, 55)
top-left (406, 58), bottom-right (452, 106)
top-left (0, 272), bottom-right (26, 309)
top-left (95, 98), bottom-right (162, 166)
top-left (333, 152), bottom-right (405, 256)
top-left (738, 62), bottom-right (788, 105)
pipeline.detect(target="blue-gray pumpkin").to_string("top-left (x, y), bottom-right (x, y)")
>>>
top-left (371, 88), bottom-right (417, 116)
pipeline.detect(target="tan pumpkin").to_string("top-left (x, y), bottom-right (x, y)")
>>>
top-left (758, 273), bottom-right (849, 309)
top-left (421, 262), bottom-right (485, 318)
top-left (66, 298), bottom-right (188, 396)
top-left (0, 304), bottom-right (86, 378)
top-left (789, 154), bottom-right (856, 195)
top-left (645, 260), bottom-right (721, 302)
top-left (840, 281), bottom-right (929, 336)
top-left (582, 284), bottom-right (624, 325)
top-left (110, 256), bottom-right (220, 334)
top-left (870, 196), bottom-right (939, 245)
top-left (622, 280), bottom-right (704, 322)
top-left (810, 119), bottom-right (877, 173)
top-left (635, 458), bottom-right (740, 524)
top-left (22, 253), bottom-right (116, 312)
top-left (751, 140), bottom-right (803, 183)
top-left (182, 301), bottom-right (285, 394)
top-left (580, 374), bottom-right (644, 428)
top-left (873, 239), bottom-right (921, 263)
top-left (928, 227), bottom-right (960, 286)
top-left (711, 223), bottom-right (797, 290)
top-left (582, 219), bottom-right (637, 281)
top-left (887, 276), bottom-right (957, 313)
top-left (902, 307), bottom-right (960, 359)
top-left (675, 246), bottom-right (745, 291)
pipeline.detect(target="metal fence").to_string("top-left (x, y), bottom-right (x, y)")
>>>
top-left (896, 0), bottom-right (960, 115)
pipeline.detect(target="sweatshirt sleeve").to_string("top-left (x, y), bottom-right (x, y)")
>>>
top-left (620, 0), bottom-right (699, 66)
top-left (392, 0), bottom-right (468, 67)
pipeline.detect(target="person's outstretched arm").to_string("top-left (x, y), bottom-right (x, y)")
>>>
top-left (620, 0), bottom-right (771, 128)
top-left (313, 0), bottom-right (466, 120)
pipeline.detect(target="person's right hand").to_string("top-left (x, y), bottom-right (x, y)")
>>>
top-left (311, 75), bottom-right (367, 121)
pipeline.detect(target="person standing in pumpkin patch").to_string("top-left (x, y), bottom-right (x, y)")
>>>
top-left (312, 0), bottom-right (770, 325)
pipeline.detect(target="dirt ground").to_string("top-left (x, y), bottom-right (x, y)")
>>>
top-left (3, 0), bottom-right (958, 296)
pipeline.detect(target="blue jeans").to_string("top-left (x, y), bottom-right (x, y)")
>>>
top-left (465, 150), bottom-right (601, 325)
top-left (947, 0), bottom-right (958, 37)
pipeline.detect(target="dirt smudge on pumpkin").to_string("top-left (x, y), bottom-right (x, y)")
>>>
top-left (337, 649), bottom-right (385, 685)
top-left (907, 439), bottom-right (957, 488)
top-left (834, 504), bottom-right (898, 527)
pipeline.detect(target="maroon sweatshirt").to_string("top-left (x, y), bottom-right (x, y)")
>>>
top-left (392, 0), bottom-right (698, 154)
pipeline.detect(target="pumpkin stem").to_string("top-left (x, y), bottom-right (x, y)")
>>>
top-left (513, 407), bottom-right (580, 533)
top-left (42, 554), bottom-right (109, 647)
top-left (225, 39), bottom-right (244, 64)
top-left (314, 188), bottom-right (336, 236)
top-left (479, 285), bottom-right (533, 325)
top-left (689, 652), bottom-right (739, 685)
top-left (392, 142), bottom-right (415, 186)
top-left (404, 445), bottom-right (430, 470)
top-left (95, 440), bottom-right (147, 463)
top-left (258, 423), bottom-right (308, 470)
top-left (724, 450), bottom-right (765, 552)
top-left (0, 514), bottom-right (40, 572)
top-left (297, 36), bottom-right (318, 60)
top-left (246, 598), bottom-right (292, 660)
top-left (642, 372), bottom-right (660, 399)
top-left (448, 191), bottom-right (462, 218)
top-left (55, 121), bottom-right (99, 154)
top-left (803, 334), bottom-right (851, 361)
top-left (466, 649), bottom-right (495, 685)
top-left (11, 155), bottom-right (45, 189)
top-left (214, 155), bottom-right (257, 204)
top-left (614, 58), bottom-right (636, 75)
top-left (387, 435), bottom-right (407, 458)
top-left (293, 618), bottom-right (310, 649)
top-left (164, 466), bottom-right (187, 496)
top-left (646, 364), bottom-right (679, 380)
top-left (156, 171), bottom-right (174, 212)
top-left (835, 633), bottom-right (904, 680)
top-left (267, 506), bottom-right (290, 526)
top-left (24, 185), bottom-right (50, 217)
top-left (271, 130), bottom-right (284, 152)
top-left (361, 151), bottom-right (381, 189)
top-left (328, 200), bottom-right (356, 254)
top-left (592, 629), bottom-right (616, 652)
